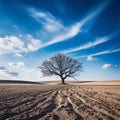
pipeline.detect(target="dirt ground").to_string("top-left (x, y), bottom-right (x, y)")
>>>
top-left (0, 81), bottom-right (120, 120)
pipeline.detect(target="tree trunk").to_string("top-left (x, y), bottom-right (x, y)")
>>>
top-left (61, 77), bottom-right (65, 84)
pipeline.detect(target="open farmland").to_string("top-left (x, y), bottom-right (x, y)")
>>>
top-left (0, 81), bottom-right (120, 120)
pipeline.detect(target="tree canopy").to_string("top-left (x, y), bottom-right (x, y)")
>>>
top-left (40, 53), bottom-right (83, 84)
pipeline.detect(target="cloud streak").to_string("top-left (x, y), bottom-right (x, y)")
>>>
top-left (62, 34), bottom-right (114, 54)
top-left (76, 48), bottom-right (120, 58)
top-left (77, 0), bottom-right (111, 28)
top-left (29, 8), bottom-right (82, 48)
top-left (91, 48), bottom-right (120, 57)
top-left (28, 0), bottom-right (110, 49)
top-left (41, 22), bottom-right (82, 48)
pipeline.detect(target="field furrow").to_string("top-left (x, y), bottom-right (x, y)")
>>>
top-left (0, 84), bottom-right (120, 120)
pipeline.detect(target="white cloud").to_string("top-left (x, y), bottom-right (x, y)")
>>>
top-left (0, 61), bottom-right (61, 81)
top-left (0, 64), bottom-right (19, 78)
top-left (0, 35), bottom-right (42, 56)
top-left (0, 62), bottom-right (42, 81)
top-left (87, 56), bottom-right (97, 61)
top-left (102, 64), bottom-right (112, 69)
top-left (8, 62), bottom-right (25, 68)
top-left (63, 34), bottom-right (114, 54)
top-left (0, 36), bottom-right (25, 54)
top-left (0, 70), bottom-right (10, 78)
top-left (102, 64), bottom-right (118, 70)
top-left (26, 35), bottom-right (42, 51)
top-left (0, 66), bottom-right (6, 70)
top-left (0, 62), bottom-right (48, 80)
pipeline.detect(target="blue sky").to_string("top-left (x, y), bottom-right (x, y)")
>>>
top-left (0, 0), bottom-right (120, 81)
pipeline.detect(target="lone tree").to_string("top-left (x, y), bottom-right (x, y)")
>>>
top-left (40, 53), bottom-right (83, 84)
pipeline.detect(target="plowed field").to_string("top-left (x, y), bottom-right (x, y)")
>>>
top-left (0, 84), bottom-right (120, 120)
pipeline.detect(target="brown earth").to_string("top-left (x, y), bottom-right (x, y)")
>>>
top-left (0, 81), bottom-right (120, 120)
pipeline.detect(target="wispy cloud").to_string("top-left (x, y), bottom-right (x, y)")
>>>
top-left (29, 8), bottom-right (64, 33)
top-left (89, 48), bottom-right (120, 57)
top-left (28, 0), bottom-right (110, 49)
top-left (41, 22), bottom-right (82, 48)
top-left (29, 8), bottom-right (82, 47)
top-left (77, 0), bottom-right (111, 28)
top-left (62, 34), bottom-right (114, 54)
top-left (77, 48), bottom-right (120, 58)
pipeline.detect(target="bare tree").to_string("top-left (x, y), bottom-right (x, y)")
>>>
top-left (40, 53), bottom-right (83, 84)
